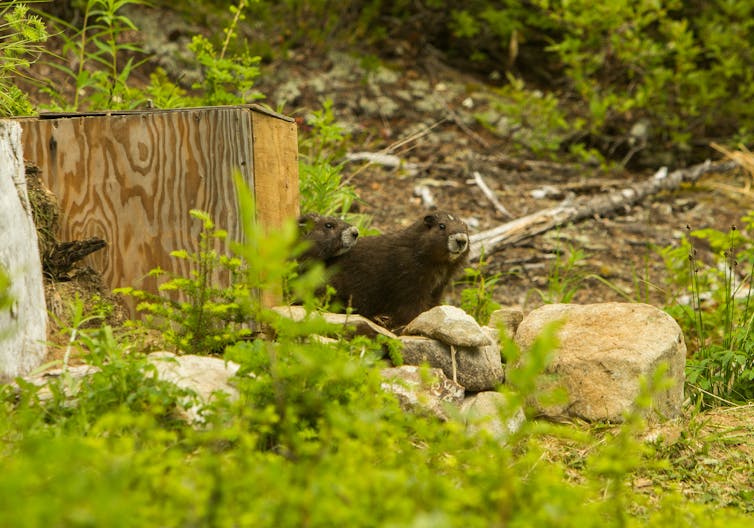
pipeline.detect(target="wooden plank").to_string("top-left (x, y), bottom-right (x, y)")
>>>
top-left (19, 107), bottom-right (257, 302)
top-left (251, 108), bottom-right (300, 228)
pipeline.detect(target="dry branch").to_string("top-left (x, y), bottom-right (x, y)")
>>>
top-left (469, 159), bottom-right (739, 260)
top-left (471, 171), bottom-right (514, 219)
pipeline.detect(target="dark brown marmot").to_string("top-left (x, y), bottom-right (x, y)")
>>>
top-left (297, 213), bottom-right (359, 263)
top-left (328, 211), bottom-right (470, 328)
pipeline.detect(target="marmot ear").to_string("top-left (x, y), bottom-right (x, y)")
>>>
top-left (298, 213), bottom-right (317, 231)
top-left (423, 214), bottom-right (437, 227)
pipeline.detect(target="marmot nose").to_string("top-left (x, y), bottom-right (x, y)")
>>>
top-left (451, 233), bottom-right (469, 253)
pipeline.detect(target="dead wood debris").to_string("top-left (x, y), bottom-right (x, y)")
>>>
top-left (469, 159), bottom-right (740, 260)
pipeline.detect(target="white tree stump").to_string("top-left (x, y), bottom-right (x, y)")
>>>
top-left (0, 120), bottom-right (47, 380)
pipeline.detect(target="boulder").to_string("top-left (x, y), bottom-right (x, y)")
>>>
top-left (514, 303), bottom-right (686, 422)
top-left (461, 391), bottom-right (525, 441)
top-left (399, 335), bottom-right (504, 392)
top-left (403, 305), bottom-right (491, 347)
top-left (380, 365), bottom-right (464, 420)
top-left (0, 121), bottom-right (47, 380)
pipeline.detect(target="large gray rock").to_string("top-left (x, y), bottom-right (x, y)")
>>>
top-left (399, 335), bottom-right (504, 392)
top-left (403, 305), bottom-right (491, 347)
top-left (461, 391), bottom-right (525, 441)
top-left (514, 303), bottom-right (686, 422)
top-left (380, 365), bottom-right (464, 420)
top-left (0, 120), bottom-right (47, 380)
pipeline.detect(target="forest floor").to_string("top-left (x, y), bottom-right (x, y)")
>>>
top-left (252, 46), bottom-right (753, 312)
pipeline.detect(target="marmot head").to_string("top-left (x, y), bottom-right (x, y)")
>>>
top-left (419, 211), bottom-right (469, 262)
top-left (298, 213), bottom-right (359, 260)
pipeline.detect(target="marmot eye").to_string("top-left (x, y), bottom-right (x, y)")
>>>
top-left (325, 222), bottom-right (335, 229)
top-left (439, 223), bottom-right (446, 230)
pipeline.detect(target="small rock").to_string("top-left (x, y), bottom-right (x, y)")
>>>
top-left (488, 307), bottom-right (524, 338)
top-left (148, 352), bottom-right (240, 402)
top-left (403, 305), bottom-right (491, 347)
top-left (399, 336), bottom-right (504, 392)
top-left (381, 365), bottom-right (464, 421)
top-left (149, 352), bottom-right (241, 423)
top-left (461, 391), bottom-right (525, 441)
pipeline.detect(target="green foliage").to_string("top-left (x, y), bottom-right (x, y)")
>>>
top-left (529, 239), bottom-right (589, 304)
top-left (116, 209), bottom-right (252, 355)
top-left (458, 251), bottom-right (501, 325)
top-left (529, 0), bottom-right (754, 159)
top-left (0, 264), bottom-right (12, 342)
top-left (2, 171), bottom-right (754, 525)
top-left (38, 0), bottom-right (263, 111)
top-left (660, 218), bottom-right (754, 408)
top-left (147, 0), bottom-right (264, 108)
top-left (267, 0), bottom-right (754, 162)
top-left (0, 1), bottom-right (47, 116)
top-left (477, 73), bottom-right (575, 156)
top-left (0, 264), bottom-right (11, 313)
top-left (43, 0), bottom-right (149, 111)
top-left (298, 99), bottom-right (361, 219)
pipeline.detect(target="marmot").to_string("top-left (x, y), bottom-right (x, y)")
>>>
top-left (328, 211), bottom-right (470, 328)
top-left (297, 213), bottom-right (359, 263)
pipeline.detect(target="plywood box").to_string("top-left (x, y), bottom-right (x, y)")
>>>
top-left (17, 105), bottom-right (299, 314)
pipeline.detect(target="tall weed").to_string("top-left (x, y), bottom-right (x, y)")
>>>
top-left (0, 1), bottom-right (47, 116)
top-left (660, 219), bottom-right (754, 408)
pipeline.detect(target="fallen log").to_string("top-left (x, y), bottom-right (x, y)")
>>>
top-left (469, 159), bottom-right (739, 260)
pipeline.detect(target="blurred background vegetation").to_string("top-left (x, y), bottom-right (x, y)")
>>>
top-left (3, 0), bottom-right (754, 167)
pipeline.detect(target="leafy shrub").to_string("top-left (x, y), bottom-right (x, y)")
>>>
top-left (116, 209), bottom-right (253, 355)
top-left (0, 1), bottom-right (47, 116)
top-left (38, 0), bottom-right (263, 111)
top-left (298, 99), bottom-right (361, 220)
top-left (185, 0), bottom-right (264, 106)
top-left (477, 73), bottom-right (575, 157)
top-left (448, 0), bottom-right (754, 161)
top-left (458, 251), bottom-right (501, 325)
top-left (42, 0), bottom-right (149, 111)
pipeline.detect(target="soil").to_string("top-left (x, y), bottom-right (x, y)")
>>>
top-left (23, 4), bottom-right (754, 333)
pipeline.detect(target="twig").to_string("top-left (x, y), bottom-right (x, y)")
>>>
top-left (471, 170), bottom-right (514, 219)
top-left (450, 344), bottom-right (458, 384)
top-left (437, 96), bottom-right (490, 149)
top-left (345, 151), bottom-right (420, 174)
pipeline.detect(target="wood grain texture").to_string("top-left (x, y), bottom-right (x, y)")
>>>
top-left (18, 106), bottom-right (298, 315)
top-left (251, 109), bottom-right (299, 228)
